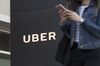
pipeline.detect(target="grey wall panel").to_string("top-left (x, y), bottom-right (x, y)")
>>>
top-left (11, 0), bottom-right (66, 13)
top-left (11, 8), bottom-right (63, 66)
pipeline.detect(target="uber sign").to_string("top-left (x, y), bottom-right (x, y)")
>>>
top-left (23, 32), bottom-right (56, 43)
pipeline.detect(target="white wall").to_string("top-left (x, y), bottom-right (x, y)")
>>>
top-left (0, 0), bottom-right (10, 23)
top-left (0, 0), bottom-right (10, 16)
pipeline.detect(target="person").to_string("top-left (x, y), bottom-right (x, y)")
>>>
top-left (55, 0), bottom-right (100, 66)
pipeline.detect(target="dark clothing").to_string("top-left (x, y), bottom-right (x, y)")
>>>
top-left (65, 43), bottom-right (100, 66)
top-left (55, 41), bottom-right (100, 66)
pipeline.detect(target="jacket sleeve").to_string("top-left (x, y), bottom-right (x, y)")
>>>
top-left (81, 11), bottom-right (100, 38)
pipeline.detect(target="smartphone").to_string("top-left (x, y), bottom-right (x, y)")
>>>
top-left (55, 4), bottom-right (67, 12)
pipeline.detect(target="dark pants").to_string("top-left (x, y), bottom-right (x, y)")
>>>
top-left (65, 43), bottom-right (100, 66)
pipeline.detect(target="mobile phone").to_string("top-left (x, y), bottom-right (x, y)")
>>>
top-left (55, 4), bottom-right (67, 12)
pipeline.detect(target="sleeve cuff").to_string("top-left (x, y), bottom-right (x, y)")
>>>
top-left (80, 18), bottom-right (85, 23)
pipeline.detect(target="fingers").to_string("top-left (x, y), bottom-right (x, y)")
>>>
top-left (58, 9), bottom-right (72, 17)
top-left (58, 9), bottom-right (71, 15)
top-left (62, 12), bottom-right (71, 18)
top-left (60, 13), bottom-right (70, 24)
top-left (58, 10), bottom-right (72, 23)
top-left (57, 8), bottom-right (75, 23)
top-left (58, 9), bottom-right (63, 14)
top-left (61, 11), bottom-right (69, 16)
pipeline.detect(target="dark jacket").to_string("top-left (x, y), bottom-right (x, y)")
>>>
top-left (55, 1), bottom-right (100, 65)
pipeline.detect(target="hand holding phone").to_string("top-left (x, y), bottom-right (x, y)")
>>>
top-left (55, 4), bottom-right (71, 25)
top-left (55, 4), bottom-right (68, 12)
top-left (55, 4), bottom-right (82, 24)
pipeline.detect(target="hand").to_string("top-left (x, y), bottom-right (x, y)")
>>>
top-left (58, 9), bottom-right (69, 25)
top-left (66, 10), bottom-right (82, 22)
top-left (58, 9), bottom-right (82, 23)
